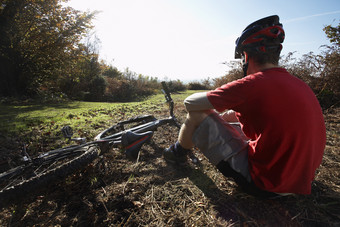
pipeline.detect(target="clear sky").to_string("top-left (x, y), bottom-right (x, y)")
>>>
top-left (64, 0), bottom-right (340, 82)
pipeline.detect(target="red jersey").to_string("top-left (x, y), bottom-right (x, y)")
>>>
top-left (207, 68), bottom-right (326, 194)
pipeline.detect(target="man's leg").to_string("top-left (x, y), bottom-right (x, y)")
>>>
top-left (164, 111), bottom-right (284, 198)
top-left (178, 110), bottom-right (214, 149)
top-left (163, 110), bottom-right (213, 164)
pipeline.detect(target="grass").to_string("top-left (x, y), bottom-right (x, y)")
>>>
top-left (0, 90), bottom-right (198, 153)
top-left (0, 91), bottom-right (195, 136)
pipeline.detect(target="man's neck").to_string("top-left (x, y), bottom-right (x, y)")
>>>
top-left (247, 62), bottom-right (278, 75)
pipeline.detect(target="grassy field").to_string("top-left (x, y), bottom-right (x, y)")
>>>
top-left (0, 91), bottom-right (339, 226)
top-left (0, 91), bottom-right (193, 150)
top-left (0, 93), bottom-right (175, 134)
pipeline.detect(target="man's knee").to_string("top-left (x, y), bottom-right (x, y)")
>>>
top-left (185, 110), bottom-right (214, 128)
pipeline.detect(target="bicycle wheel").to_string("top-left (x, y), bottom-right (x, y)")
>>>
top-left (0, 145), bottom-right (99, 208)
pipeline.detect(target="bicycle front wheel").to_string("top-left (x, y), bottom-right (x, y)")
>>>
top-left (0, 145), bottom-right (99, 208)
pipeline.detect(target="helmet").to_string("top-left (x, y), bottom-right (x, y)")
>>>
top-left (235, 15), bottom-right (285, 59)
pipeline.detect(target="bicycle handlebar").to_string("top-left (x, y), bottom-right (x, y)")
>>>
top-left (161, 82), bottom-right (175, 119)
top-left (161, 81), bottom-right (171, 102)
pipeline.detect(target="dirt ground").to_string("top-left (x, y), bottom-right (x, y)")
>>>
top-left (0, 106), bottom-right (339, 226)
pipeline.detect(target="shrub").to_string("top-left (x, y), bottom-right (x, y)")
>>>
top-left (187, 82), bottom-right (209, 90)
top-left (165, 80), bottom-right (186, 92)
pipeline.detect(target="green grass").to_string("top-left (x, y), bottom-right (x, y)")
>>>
top-left (0, 90), bottom-right (199, 137)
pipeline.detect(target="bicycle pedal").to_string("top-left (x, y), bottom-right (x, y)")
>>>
top-left (61, 126), bottom-right (73, 139)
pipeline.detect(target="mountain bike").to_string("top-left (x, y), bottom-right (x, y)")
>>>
top-left (0, 82), bottom-right (190, 208)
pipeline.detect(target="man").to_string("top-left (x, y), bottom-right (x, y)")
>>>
top-left (163, 15), bottom-right (326, 197)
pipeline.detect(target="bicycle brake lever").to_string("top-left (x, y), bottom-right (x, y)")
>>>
top-left (71, 137), bottom-right (87, 144)
top-left (61, 126), bottom-right (86, 144)
top-left (21, 144), bottom-right (32, 163)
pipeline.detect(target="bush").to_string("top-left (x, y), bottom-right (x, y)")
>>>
top-left (316, 89), bottom-right (340, 109)
top-left (187, 82), bottom-right (209, 90)
top-left (105, 78), bottom-right (134, 101)
top-left (104, 77), bottom-right (158, 102)
top-left (165, 80), bottom-right (186, 92)
top-left (84, 76), bottom-right (107, 101)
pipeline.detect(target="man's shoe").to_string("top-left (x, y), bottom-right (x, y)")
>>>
top-left (163, 145), bottom-right (188, 165)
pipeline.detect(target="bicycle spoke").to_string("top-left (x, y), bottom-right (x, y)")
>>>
top-left (1, 171), bottom-right (27, 191)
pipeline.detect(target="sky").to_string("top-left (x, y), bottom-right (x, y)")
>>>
top-left (64, 0), bottom-right (340, 82)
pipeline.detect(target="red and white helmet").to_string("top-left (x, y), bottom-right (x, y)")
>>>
top-left (235, 15), bottom-right (285, 59)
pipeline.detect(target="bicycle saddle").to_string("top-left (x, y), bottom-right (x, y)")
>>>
top-left (121, 131), bottom-right (154, 160)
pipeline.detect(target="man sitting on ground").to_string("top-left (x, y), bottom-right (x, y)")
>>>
top-left (164, 15), bottom-right (326, 197)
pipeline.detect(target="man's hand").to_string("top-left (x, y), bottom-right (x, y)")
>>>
top-left (221, 110), bottom-right (239, 123)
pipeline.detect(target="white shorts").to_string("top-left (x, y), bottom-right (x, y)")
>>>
top-left (192, 112), bottom-right (251, 182)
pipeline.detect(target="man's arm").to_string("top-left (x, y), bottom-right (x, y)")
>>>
top-left (184, 92), bottom-right (239, 123)
top-left (184, 92), bottom-right (214, 112)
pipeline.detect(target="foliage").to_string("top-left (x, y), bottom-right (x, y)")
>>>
top-left (0, 2), bottom-right (338, 109)
top-left (0, 0), bottom-right (95, 97)
top-left (279, 22), bottom-right (340, 109)
top-left (200, 77), bottom-right (213, 90)
top-left (186, 78), bottom-right (213, 90)
top-left (187, 82), bottom-right (210, 90)
top-left (323, 23), bottom-right (340, 46)
top-left (320, 23), bottom-right (340, 101)
top-left (164, 80), bottom-right (186, 93)
top-left (104, 68), bottom-right (159, 102)
top-left (212, 61), bottom-right (243, 88)
top-left (101, 64), bottom-right (122, 79)
top-left (60, 41), bottom-right (104, 100)
top-left (85, 75), bottom-right (107, 101)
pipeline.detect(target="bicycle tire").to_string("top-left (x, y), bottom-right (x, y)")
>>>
top-left (0, 145), bottom-right (99, 208)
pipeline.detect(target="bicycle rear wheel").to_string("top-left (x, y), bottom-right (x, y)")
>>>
top-left (0, 145), bottom-right (99, 208)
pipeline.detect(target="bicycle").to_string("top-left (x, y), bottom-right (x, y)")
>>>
top-left (0, 82), bottom-right (191, 208)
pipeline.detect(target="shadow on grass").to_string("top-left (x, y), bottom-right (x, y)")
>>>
top-left (0, 102), bottom-right (85, 133)
top-left (0, 102), bottom-right (83, 119)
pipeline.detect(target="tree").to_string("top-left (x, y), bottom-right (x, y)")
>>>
top-left (102, 65), bottom-right (122, 79)
top-left (323, 23), bottom-right (340, 47)
top-left (0, 0), bottom-right (95, 97)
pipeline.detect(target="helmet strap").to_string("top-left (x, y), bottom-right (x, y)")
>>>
top-left (242, 55), bottom-right (248, 77)
top-left (243, 62), bottom-right (249, 77)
